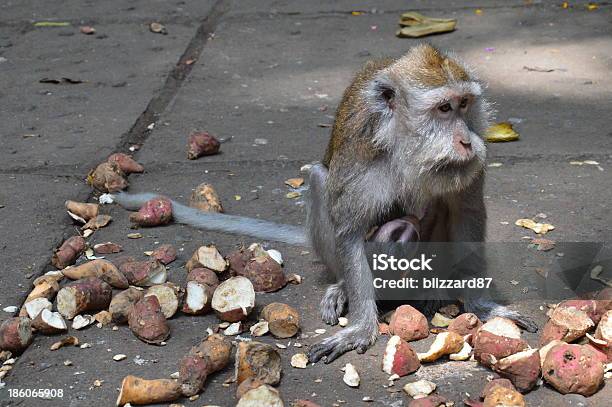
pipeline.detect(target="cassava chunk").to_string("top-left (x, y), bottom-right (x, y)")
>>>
top-left (109, 287), bottom-right (144, 324)
top-left (382, 335), bottom-right (421, 376)
top-left (187, 131), bottom-right (220, 159)
top-left (179, 334), bottom-right (232, 396)
top-left (24, 297), bottom-right (52, 319)
top-left (448, 313), bottom-right (482, 341)
top-left (236, 385), bottom-right (284, 407)
top-left (483, 386), bottom-right (525, 407)
top-left (473, 317), bottom-right (528, 367)
top-left (107, 153), bottom-right (144, 174)
top-left (417, 331), bottom-right (464, 362)
top-left (129, 197), bottom-right (172, 227)
top-left (212, 276), bottom-right (255, 322)
top-left (150, 244), bottom-right (176, 265)
top-left (120, 259), bottom-right (167, 286)
top-left (260, 303), bottom-right (300, 338)
top-left (542, 343), bottom-right (604, 396)
top-left (116, 375), bottom-right (181, 406)
top-left (144, 283), bottom-right (182, 319)
top-left (388, 305), bottom-right (429, 342)
top-left (0, 317), bottom-right (33, 354)
top-left (51, 235), bottom-right (86, 269)
top-left (128, 296), bottom-right (169, 345)
top-left (88, 161), bottom-right (128, 192)
top-left (93, 242), bottom-right (123, 254)
top-left (234, 341), bottom-right (282, 385)
top-left (56, 277), bottom-right (112, 319)
top-left (32, 309), bottom-right (67, 334)
top-left (238, 255), bottom-right (286, 292)
top-left (493, 348), bottom-right (541, 392)
top-left (62, 259), bottom-right (128, 289)
top-left (65, 200), bottom-right (99, 222)
top-left (182, 268), bottom-right (218, 315)
top-left (189, 183), bottom-right (223, 212)
top-left (186, 245), bottom-right (227, 272)
top-left (540, 305), bottom-right (594, 345)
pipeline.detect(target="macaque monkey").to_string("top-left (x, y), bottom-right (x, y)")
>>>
top-left (115, 44), bottom-right (536, 363)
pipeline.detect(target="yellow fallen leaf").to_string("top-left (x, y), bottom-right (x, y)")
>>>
top-left (484, 122), bottom-right (520, 142)
top-left (286, 191), bottom-right (301, 199)
top-left (285, 177), bottom-right (304, 189)
top-left (587, 3), bottom-right (598, 11)
top-left (351, 11), bottom-right (364, 16)
top-left (127, 233), bottom-right (143, 239)
top-left (475, 9), bottom-right (483, 15)
top-left (234, 195), bottom-right (242, 201)
top-left (515, 219), bottom-right (555, 235)
top-left (562, 2), bottom-right (569, 9)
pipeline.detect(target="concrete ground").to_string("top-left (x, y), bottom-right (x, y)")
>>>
top-left (0, 0), bottom-right (610, 406)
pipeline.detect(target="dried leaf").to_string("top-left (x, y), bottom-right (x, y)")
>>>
top-left (485, 122), bottom-right (520, 142)
top-left (286, 191), bottom-right (301, 199)
top-left (284, 178), bottom-right (304, 189)
top-left (515, 218), bottom-right (555, 234)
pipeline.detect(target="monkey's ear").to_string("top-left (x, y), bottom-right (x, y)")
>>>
top-left (367, 75), bottom-right (397, 112)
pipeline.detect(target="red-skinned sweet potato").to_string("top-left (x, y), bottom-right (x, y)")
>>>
top-left (260, 303), bottom-right (300, 338)
top-left (51, 236), bottom-right (86, 269)
top-left (187, 131), bottom-right (220, 159)
top-left (62, 259), bottom-right (128, 289)
top-left (448, 313), bottom-right (482, 343)
top-left (211, 276), bottom-right (255, 322)
top-left (493, 348), bottom-right (541, 392)
top-left (179, 334), bottom-right (232, 396)
top-left (56, 277), bottom-right (112, 319)
top-left (189, 183), bottom-right (223, 212)
top-left (129, 197), bottom-right (172, 227)
top-left (107, 153), bottom-right (144, 174)
top-left (116, 375), bottom-right (181, 406)
top-left (235, 341), bottom-right (281, 385)
top-left (542, 343), bottom-right (604, 396)
top-left (238, 255), bottom-right (286, 293)
top-left (88, 161), bottom-right (128, 192)
top-left (388, 305), bottom-right (429, 342)
top-left (473, 317), bottom-right (528, 367)
top-left (128, 296), bottom-right (169, 345)
top-left (382, 335), bottom-right (420, 376)
top-left (0, 317), bottom-right (33, 354)
top-left (182, 268), bottom-right (219, 315)
top-left (540, 305), bottom-right (594, 346)
top-left (150, 244), bottom-right (176, 265)
top-left (109, 287), bottom-right (144, 324)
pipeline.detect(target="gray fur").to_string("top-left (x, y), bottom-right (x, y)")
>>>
top-left (113, 192), bottom-right (308, 246)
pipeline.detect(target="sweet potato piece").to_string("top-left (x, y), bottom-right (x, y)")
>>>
top-left (212, 276), bottom-right (255, 322)
top-left (65, 200), bottom-right (99, 222)
top-left (20, 278), bottom-right (60, 317)
top-left (24, 297), bottom-right (52, 319)
top-left (144, 283), bottom-right (182, 319)
top-left (62, 259), bottom-right (128, 289)
top-left (493, 348), bottom-right (541, 392)
top-left (186, 245), bottom-right (227, 272)
top-left (473, 317), bottom-right (528, 367)
top-left (592, 310), bottom-right (612, 361)
top-left (234, 341), bottom-right (282, 385)
top-left (542, 343), bottom-right (604, 396)
top-left (51, 236), bottom-right (86, 269)
top-left (408, 395), bottom-right (451, 407)
top-left (128, 296), bottom-right (169, 345)
top-left (109, 287), bottom-right (144, 324)
top-left (120, 259), bottom-right (167, 286)
top-left (189, 183), bottom-right (223, 212)
top-left (56, 277), bottom-right (112, 319)
top-left (182, 268), bottom-right (218, 315)
top-left (417, 331), bottom-right (464, 362)
top-left (0, 317), bottom-right (33, 354)
top-left (448, 313), bottom-right (482, 341)
top-left (382, 335), bottom-right (421, 376)
top-left (93, 242), bottom-right (123, 254)
top-left (260, 303), bottom-right (300, 338)
top-left (483, 386), bottom-right (525, 407)
top-left (388, 305), bottom-right (429, 342)
top-left (116, 375), bottom-right (181, 406)
top-left (226, 246), bottom-right (253, 276)
top-left (481, 378), bottom-right (516, 399)
top-left (179, 334), bottom-right (232, 396)
top-left (150, 244), bottom-right (177, 265)
top-left (32, 309), bottom-right (67, 334)
top-left (107, 153), bottom-right (144, 174)
top-left (559, 299), bottom-right (607, 325)
top-left (237, 385), bottom-right (283, 407)
top-left (238, 255), bottom-right (286, 293)
top-left (187, 131), bottom-right (220, 159)
top-left (540, 305), bottom-right (594, 345)
top-left (129, 197), bottom-right (172, 227)
top-left (88, 161), bottom-right (128, 192)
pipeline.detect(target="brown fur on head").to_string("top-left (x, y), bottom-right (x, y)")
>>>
top-left (324, 44), bottom-right (491, 196)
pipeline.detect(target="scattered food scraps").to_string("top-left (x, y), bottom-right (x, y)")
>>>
top-left (79, 26), bottom-right (95, 35)
top-left (342, 363), bottom-right (360, 387)
top-left (285, 177), bottom-right (304, 188)
top-left (485, 122), bottom-right (520, 142)
top-left (189, 183), bottom-right (223, 213)
top-left (515, 218), bottom-right (555, 234)
top-left (149, 22), bottom-right (168, 35)
top-left (187, 132), bottom-right (220, 159)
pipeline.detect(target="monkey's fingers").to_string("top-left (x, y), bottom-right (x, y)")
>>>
top-left (308, 328), bottom-right (377, 364)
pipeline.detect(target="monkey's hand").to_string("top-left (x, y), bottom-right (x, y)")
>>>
top-left (308, 320), bottom-right (378, 364)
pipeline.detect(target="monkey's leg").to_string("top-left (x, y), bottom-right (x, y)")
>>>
top-left (307, 164), bottom-right (348, 325)
top-left (308, 236), bottom-right (379, 363)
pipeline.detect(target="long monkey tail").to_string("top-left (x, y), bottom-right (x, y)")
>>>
top-left (113, 192), bottom-right (309, 246)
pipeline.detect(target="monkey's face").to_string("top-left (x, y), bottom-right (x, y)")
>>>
top-left (401, 81), bottom-right (490, 195)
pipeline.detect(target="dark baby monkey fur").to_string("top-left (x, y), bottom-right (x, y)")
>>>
top-left (115, 44), bottom-right (537, 364)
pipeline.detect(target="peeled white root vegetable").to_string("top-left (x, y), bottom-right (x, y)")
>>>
top-left (417, 331), bottom-right (464, 362)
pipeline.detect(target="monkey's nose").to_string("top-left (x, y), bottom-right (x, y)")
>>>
top-left (460, 138), bottom-right (471, 147)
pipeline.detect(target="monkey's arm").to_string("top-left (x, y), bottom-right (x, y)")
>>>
top-left (113, 192), bottom-right (308, 246)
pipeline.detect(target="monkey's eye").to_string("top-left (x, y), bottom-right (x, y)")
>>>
top-left (438, 103), bottom-right (452, 113)
top-left (459, 97), bottom-right (469, 109)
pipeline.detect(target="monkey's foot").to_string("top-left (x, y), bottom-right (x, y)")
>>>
top-left (308, 323), bottom-right (378, 364)
top-left (320, 283), bottom-right (347, 325)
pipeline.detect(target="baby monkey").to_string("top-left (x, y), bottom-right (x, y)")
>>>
top-left (116, 44), bottom-right (536, 364)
